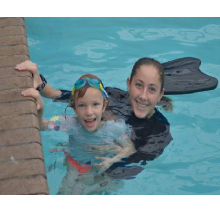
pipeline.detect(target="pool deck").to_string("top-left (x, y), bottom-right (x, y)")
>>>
top-left (0, 18), bottom-right (49, 194)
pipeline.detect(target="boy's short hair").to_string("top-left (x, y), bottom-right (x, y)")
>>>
top-left (70, 74), bottom-right (106, 108)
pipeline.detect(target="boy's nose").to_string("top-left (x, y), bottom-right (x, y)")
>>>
top-left (85, 106), bottom-right (93, 115)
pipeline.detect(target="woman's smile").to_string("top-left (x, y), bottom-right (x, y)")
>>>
top-left (136, 100), bottom-right (149, 108)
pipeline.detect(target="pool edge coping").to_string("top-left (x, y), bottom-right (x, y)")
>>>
top-left (0, 17), bottom-right (49, 195)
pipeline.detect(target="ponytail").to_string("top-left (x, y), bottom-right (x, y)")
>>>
top-left (158, 96), bottom-right (173, 112)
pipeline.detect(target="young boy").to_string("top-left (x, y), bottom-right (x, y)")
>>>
top-left (21, 73), bottom-right (136, 194)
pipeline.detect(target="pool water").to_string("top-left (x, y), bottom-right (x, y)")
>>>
top-left (25, 17), bottom-right (220, 195)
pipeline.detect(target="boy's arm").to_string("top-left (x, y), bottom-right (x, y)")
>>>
top-left (15, 60), bottom-right (62, 99)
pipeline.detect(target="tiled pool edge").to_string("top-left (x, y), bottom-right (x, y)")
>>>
top-left (0, 18), bottom-right (49, 194)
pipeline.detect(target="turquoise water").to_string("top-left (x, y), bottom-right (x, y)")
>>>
top-left (25, 17), bottom-right (220, 195)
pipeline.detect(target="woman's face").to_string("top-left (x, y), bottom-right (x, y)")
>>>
top-left (127, 65), bottom-right (164, 119)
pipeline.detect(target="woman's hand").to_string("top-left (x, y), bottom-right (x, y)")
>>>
top-left (15, 60), bottom-right (42, 89)
top-left (16, 60), bottom-right (62, 99)
top-left (15, 60), bottom-right (38, 74)
top-left (94, 156), bottom-right (120, 173)
top-left (21, 88), bottom-right (44, 111)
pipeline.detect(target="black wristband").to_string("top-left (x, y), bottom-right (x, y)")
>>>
top-left (37, 74), bottom-right (47, 91)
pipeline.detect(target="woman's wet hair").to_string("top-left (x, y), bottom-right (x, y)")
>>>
top-left (130, 57), bottom-right (173, 112)
top-left (70, 73), bottom-right (106, 108)
top-left (130, 57), bottom-right (164, 92)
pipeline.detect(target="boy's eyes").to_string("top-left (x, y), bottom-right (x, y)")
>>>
top-left (78, 104), bottom-right (85, 108)
top-left (77, 102), bottom-right (100, 107)
top-left (93, 102), bottom-right (100, 106)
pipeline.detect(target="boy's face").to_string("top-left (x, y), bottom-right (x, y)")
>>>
top-left (74, 87), bottom-right (108, 132)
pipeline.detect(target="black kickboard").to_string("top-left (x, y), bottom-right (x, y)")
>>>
top-left (163, 57), bottom-right (218, 95)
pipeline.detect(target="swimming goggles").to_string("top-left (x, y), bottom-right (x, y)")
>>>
top-left (72, 78), bottom-right (109, 99)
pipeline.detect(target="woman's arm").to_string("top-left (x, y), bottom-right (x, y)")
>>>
top-left (40, 83), bottom-right (62, 99)
top-left (15, 60), bottom-right (62, 99)
top-left (95, 137), bottom-right (136, 172)
top-left (111, 137), bottom-right (136, 161)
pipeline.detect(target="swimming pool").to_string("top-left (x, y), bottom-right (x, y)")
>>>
top-left (25, 17), bottom-right (220, 195)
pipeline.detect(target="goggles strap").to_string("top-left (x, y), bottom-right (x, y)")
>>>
top-left (72, 86), bottom-right (75, 96)
top-left (64, 104), bottom-right (72, 119)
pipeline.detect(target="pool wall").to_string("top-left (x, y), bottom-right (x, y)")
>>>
top-left (0, 17), bottom-right (49, 195)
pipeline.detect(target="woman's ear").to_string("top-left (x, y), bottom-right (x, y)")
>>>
top-left (102, 100), bottom-right (108, 113)
top-left (127, 77), bottom-right (131, 92)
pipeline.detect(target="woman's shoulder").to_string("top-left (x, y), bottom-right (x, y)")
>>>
top-left (105, 87), bottom-right (129, 101)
